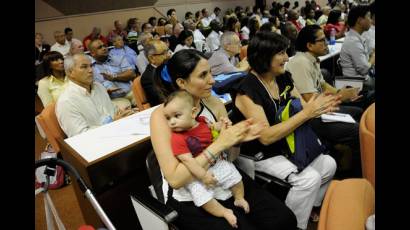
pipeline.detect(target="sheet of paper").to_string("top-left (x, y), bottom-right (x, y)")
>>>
top-left (321, 112), bottom-right (356, 124)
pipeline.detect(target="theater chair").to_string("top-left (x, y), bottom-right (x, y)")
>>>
top-left (35, 103), bottom-right (66, 153)
top-left (132, 76), bottom-right (151, 111)
top-left (359, 103), bottom-right (375, 187)
top-left (130, 150), bottom-right (179, 230)
top-left (318, 179), bottom-right (375, 230)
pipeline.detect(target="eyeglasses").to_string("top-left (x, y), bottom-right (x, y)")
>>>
top-left (315, 37), bottom-right (327, 43)
top-left (152, 49), bottom-right (170, 56)
top-left (96, 44), bottom-right (107, 49)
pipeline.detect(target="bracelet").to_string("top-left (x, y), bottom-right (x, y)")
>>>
top-left (203, 150), bottom-right (215, 166)
top-left (112, 73), bottom-right (117, 79)
top-left (205, 148), bottom-right (218, 162)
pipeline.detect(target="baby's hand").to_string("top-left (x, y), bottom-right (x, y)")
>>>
top-left (201, 171), bottom-right (217, 188)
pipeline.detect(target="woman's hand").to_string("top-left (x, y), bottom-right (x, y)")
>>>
top-left (302, 93), bottom-right (341, 119)
top-left (216, 118), bottom-right (264, 148)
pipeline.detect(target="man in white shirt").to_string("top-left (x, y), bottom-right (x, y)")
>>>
top-left (136, 32), bottom-right (154, 74)
top-left (56, 54), bottom-right (134, 137)
top-left (206, 19), bottom-right (222, 52)
top-left (208, 32), bottom-right (249, 75)
top-left (50, 31), bottom-right (70, 58)
top-left (200, 8), bottom-right (212, 28)
top-left (210, 7), bottom-right (221, 23)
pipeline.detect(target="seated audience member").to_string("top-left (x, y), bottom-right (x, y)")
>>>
top-left (247, 17), bottom-right (260, 40)
top-left (164, 90), bottom-right (250, 228)
top-left (200, 8), bottom-right (213, 28)
top-left (163, 23), bottom-right (173, 38)
top-left (50, 31), bottom-right (70, 58)
top-left (240, 16), bottom-right (250, 40)
top-left (208, 31), bottom-right (250, 76)
top-left (56, 54), bottom-right (134, 137)
top-left (183, 19), bottom-right (205, 52)
top-left (230, 31), bottom-right (338, 230)
top-left (185, 11), bottom-right (194, 21)
top-left (68, 39), bottom-right (85, 56)
top-left (150, 49), bottom-right (297, 229)
top-left (141, 40), bottom-right (171, 106)
top-left (281, 22), bottom-right (299, 57)
top-left (211, 7), bottom-right (222, 23)
top-left (225, 16), bottom-right (242, 39)
top-left (268, 16), bottom-right (282, 34)
top-left (167, 8), bottom-right (178, 26)
top-left (206, 19), bottom-right (222, 52)
top-left (109, 35), bottom-right (137, 72)
top-left (286, 25), bottom-right (362, 175)
top-left (304, 6), bottom-right (317, 25)
top-left (142, 22), bottom-right (154, 34)
top-left (126, 18), bottom-right (141, 52)
top-left (174, 30), bottom-right (195, 53)
top-left (136, 32), bottom-right (154, 74)
top-left (149, 17), bottom-right (157, 27)
top-left (157, 17), bottom-right (168, 27)
top-left (64, 27), bottom-right (82, 46)
top-left (107, 20), bottom-right (128, 45)
top-left (360, 1), bottom-right (375, 58)
top-left (35, 33), bottom-right (50, 65)
top-left (339, 4), bottom-right (375, 106)
top-left (169, 23), bottom-right (184, 52)
top-left (287, 10), bottom-right (303, 32)
top-left (323, 10), bottom-right (346, 39)
top-left (317, 6), bottom-right (331, 26)
top-left (83, 27), bottom-right (108, 51)
top-left (37, 51), bottom-right (68, 107)
top-left (89, 39), bottom-right (136, 109)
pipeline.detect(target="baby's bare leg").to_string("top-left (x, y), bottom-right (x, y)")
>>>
top-left (202, 199), bottom-right (238, 228)
top-left (231, 181), bottom-right (250, 213)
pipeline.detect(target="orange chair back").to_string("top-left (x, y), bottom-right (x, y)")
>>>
top-left (359, 103), bottom-right (375, 187)
top-left (318, 179), bottom-right (374, 230)
top-left (239, 45), bottom-right (248, 61)
top-left (132, 76), bottom-right (151, 111)
top-left (36, 103), bottom-right (66, 153)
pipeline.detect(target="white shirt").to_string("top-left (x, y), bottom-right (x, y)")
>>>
top-left (362, 25), bottom-right (375, 54)
top-left (201, 16), bottom-right (213, 28)
top-left (241, 26), bottom-right (250, 40)
top-left (206, 30), bottom-right (221, 52)
top-left (136, 52), bottom-right (149, 75)
top-left (174, 44), bottom-right (194, 53)
top-left (51, 40), bottom-right (70, 58)
top-left (56, 80), bottom-right (116, 137)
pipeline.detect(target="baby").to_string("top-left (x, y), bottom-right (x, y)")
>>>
top-left (163, 90), bottom-right (249, 228)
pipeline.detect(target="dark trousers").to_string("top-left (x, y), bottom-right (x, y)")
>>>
top-left (310, 105), bottom-right (362, 177)
top-left (166, 170), bottom-right (297, 230)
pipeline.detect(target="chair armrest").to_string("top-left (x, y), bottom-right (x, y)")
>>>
top-left (130, 192), bottom-right (178, 224)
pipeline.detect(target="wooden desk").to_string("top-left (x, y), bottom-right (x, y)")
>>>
top-left (58, 106), bottom-right (158, 229)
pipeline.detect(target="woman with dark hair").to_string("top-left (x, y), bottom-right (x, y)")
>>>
top-left (224, 16), bottom-right (241, 38)
top-left (230, 31), bottom-right (339, 230)
top-left (157, 17), bottom-right (167, 26)
top-left (174, 30), bottom-right (195, 52)
top-left (324, 10), bottom-right (346, 39)
top-left (151, 49), bottom-right (297, 230)
top-left (247, 17), bottom-right (260, 41)
top-left (304, 5), bottom-right (317, 25)
top-left (37, 51), bottom-right (68, 107)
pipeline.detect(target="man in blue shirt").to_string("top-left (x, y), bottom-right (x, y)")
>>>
top-left (109, 35), bottom-right (137, 72)
top-left (89, 39), bottom-right (136, 109)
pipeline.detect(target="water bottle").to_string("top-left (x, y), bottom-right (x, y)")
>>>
top-left (329, 28), bottom-right (336, 45)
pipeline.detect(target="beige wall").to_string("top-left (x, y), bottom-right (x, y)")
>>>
top-left (35, 0), bottom-right (255, 44)
top-left (35, 7), bottom-right (163, 45)
top-left (155, 0), bottom-right (254, 22)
